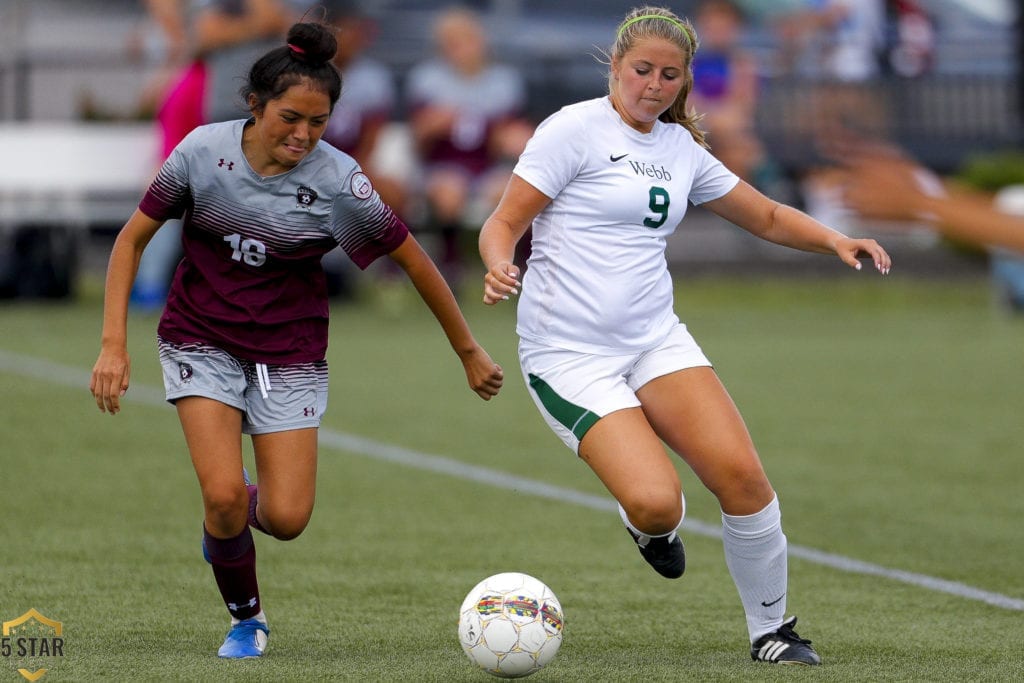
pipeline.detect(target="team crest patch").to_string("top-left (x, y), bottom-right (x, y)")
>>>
top-left (296, 185), bottom-right (318, 210)
top-left (350, 171), bottom-right (373, 200)
top-left (179, 362), bottom-right (193, 382)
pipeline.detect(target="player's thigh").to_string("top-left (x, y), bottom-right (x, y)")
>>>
top-left (176, 396), bottom-right (245, 485)
top-left (176, 396), bottom-right (249, 532)
top-left (520, 340), bottom-right (680, 517)
top-left (578, 407), bottom-right (681, 516)
top-left (636, 366), bottom-right (772, 511)
top-left (251, 428), bottom-right (318, 534)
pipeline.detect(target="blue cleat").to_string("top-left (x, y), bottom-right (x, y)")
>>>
top-left (217, 618), bottom-right (269, 659)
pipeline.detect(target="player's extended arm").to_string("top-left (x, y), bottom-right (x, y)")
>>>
top-left (387, 234), bottom-right (504, 400)
top-left (91, 210), bottom-right (164, 414)
top-left (704, 179), bottom-right (891, 274)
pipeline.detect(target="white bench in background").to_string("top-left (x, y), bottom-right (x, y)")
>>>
top-left (0, 122), bottom-right (160, 230)
top-left (0, 122), bottom-right (159, 296)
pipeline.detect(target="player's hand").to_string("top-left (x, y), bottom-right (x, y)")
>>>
top-left (460, 345), bottom-right (504, 400)
top-left (483, 261), bottom-right (521, 305)
top-left (834, 236), bottom-right (891, 275)
top-left (90, 346), bottom-right (131, 414)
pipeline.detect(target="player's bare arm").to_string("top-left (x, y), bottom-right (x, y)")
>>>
top-left (480, 175), bottom-right (551, 304)
top-left (388, 234), bottom-right (504, 399)
top-left (704, 180), bottom-right (891, 274)
top-left (91, 210), bottom-right (164, 414)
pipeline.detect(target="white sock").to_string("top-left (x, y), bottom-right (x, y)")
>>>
top-left (721, 494), bottom-right (787, 643)
top-left (230, 610), bottom-right (268, 627)
top-left (617, 492), bottom-right (686, 545)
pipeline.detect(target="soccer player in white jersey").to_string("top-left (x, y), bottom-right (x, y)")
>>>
top-left (91, 20), bottom-right (504, 659)
top-left (480, 6), bottom-right (892, 666)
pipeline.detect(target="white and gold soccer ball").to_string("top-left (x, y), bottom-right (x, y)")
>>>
top-left (457, 572), bottom-right (564, 678)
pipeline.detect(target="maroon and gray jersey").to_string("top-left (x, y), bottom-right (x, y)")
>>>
top-left (140, 119), bottom-right (408, 363)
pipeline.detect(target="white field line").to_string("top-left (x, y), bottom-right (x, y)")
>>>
top-left (4, 348), bottom-right (1022, 612)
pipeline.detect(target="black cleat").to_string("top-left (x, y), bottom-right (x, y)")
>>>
top-left (750, 616), bottom-right (821, 665)
top-left (626, 528), bottom-right (685, 578)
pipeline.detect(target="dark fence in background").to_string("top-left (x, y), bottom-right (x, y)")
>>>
top-left (755, 75), bottom-right (1023, 176)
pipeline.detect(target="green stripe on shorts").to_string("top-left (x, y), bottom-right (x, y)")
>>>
top-left (528, 373), bottom-right (600, 441)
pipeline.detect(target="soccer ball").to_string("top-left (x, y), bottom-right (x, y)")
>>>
top-left (457, 572), bottom-right (564, 678)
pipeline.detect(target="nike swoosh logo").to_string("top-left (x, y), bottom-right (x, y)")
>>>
top-left (761, 594), bottom-right (785, 607)
top-left (609, 153), bottom-right (629, 162)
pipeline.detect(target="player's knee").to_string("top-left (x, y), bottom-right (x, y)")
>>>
top-left (712, 464), bottom-right (773, 510)
top-left (262, 509), bottom-right (312, 541)
top-left (267, 522), bottom-right (307, 541)
top-left (203, 485), bottom-right (249, 532)
top-left (621, 490), bottom-right (683, 535)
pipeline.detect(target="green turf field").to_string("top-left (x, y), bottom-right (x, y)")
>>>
top-left (1, 273), bottom-right (1022, 681)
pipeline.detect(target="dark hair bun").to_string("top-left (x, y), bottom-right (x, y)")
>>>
top-left (286, 22), bottom-right (338, 65)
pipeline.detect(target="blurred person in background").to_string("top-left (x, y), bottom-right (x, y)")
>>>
top-left (321, 1), bottom-right (405, 213)
top-left (405, 6), bottom-right (533, 295)
top-left (883, 0), bottom-right (935, 79)
top-left (133, 0), bottom-right (192, 121)
top-left (772, 0), bottom-right (890, 233)
top-left (480, 5), bottom-right (890, 666)
top-left (195, 0), bottom-right (314, 124)
top-left (320, 0), bottom-right (408, 299)
top-left (767, 0), bottom-right (886, 81)
top-left (841, 5), bottom-right (1020, 305)
top-left (843, 154), bottom-right (1024, 308)
top-left (688, 0), bottom-right (777, 192)
top-left (132, 0), bottom-right (311, 310)
top-left (91, 19), bottom-right (504, 659)
top-left (132, 0), bottom-right (196, 310)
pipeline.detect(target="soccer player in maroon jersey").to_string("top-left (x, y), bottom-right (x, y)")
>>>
top-left (91, 19), bottom-right (504, 658)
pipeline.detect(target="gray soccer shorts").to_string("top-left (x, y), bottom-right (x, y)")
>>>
top-left (158, 338), bottom-right (328, 435)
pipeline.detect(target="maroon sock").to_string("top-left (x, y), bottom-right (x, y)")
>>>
top-left (247, 485), bottom-right (270, 535)
top-left (203, 525), bottom-right (261, 620)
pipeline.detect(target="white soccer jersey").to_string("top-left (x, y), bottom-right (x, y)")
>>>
top-left (512, 97), bottom-right (739, 355)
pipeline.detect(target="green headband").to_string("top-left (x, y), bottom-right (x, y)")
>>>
top-left (617, 14), bottom-right (688, 39)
